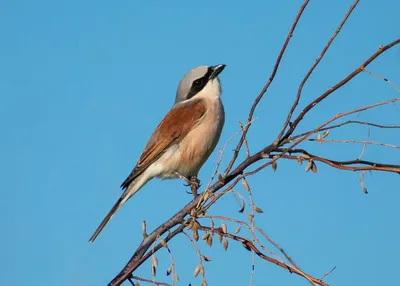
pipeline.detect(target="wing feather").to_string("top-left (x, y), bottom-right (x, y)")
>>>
top-left (120, 98), bottom-right (207, 189)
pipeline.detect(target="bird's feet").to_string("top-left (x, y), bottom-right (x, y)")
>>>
top-left (189, 176), bottom-right (201, 197)
top-left (174, 172), bottom-right (200, 198)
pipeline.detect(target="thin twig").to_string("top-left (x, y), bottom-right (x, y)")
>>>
top-left (305, 138), bottom-right (400, 150)
top-left (281, 39), bottom-right (400, 142)
top-left (291, 120), bottom-right (400, 141)
top-left (254, 226), bottom-right (300, 269)
top-left (182, 231), bottom-right (207, 283)
top-left (277, 0), bottom-right (360, 141)
top-left (200, 226), bottom-right (327, 286)
top-left (239, 121), bottom-right (251, 158)
top-left (206, 118), bottom-right (257, 191)
top-left (223, 0), bottom-right (311, 176)
top-left (130, 276), bottom-right (171, 286)
top-left (363, 68), bottom-right (400, 93)
top-left (320, 266), bottom-right (337, 282)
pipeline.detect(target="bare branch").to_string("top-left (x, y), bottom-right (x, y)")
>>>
top-left (281, 38), bottom-right (400, 142)
top-left (199, 226), bottom-right (328, 286)
top-left (306, 138), bottom-right (400, 151)
top-left (291, 120), bottom-right (400, 141)
top-left (130, 276), bottom-right (171, 286)
top-left (277, 0), bottom-right (360, 141)
top-left (223, 0), bottom-right (311, 176)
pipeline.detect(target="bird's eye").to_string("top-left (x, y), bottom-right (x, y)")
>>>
top-left (193, 79), bottom-right (203, 87)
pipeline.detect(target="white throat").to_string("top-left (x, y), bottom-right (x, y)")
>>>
top-left (197, 78), bottom-right (221, 99)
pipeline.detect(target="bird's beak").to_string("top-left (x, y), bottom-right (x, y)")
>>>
top-left (209, 64), bottom-right (226, 79)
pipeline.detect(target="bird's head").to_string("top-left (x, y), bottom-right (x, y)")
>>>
top-left (175, 64), bottom-right (226, 104)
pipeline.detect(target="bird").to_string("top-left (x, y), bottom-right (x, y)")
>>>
top-left (89, 64), bottom-right (226, 242)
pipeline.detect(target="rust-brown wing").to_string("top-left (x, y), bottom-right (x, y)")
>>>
top-left (120, 98), bottom-right (207, 190)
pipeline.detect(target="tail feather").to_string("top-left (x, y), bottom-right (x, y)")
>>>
top-left (89, 172), bottom-right (152, 242)
top-left (88, 196), bottom-right (126, 242)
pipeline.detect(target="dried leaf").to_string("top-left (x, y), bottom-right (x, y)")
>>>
top-left (254, 206), bottom-right (264, 213)
top-left (238, 202), bottom-right (245, 213)
top-left (241, 178), bottom-right (250, 192)
top-left (305, 160), bottom-right (313, 172)
top-left (134, 282), bottom-right (140, 286)
top-left (173, 273), bottom-right (179, 282)
top-left (321, 130), bottom-right (330, 138)
top-left (186, 220), bottom-right (194, 230)
top-left (166, 266), bottom-right (172, 276)
top-left (202, 255), bottom-right (212, 262)
top-left (272, 161), bottom-right (277, 171)
top-left (202, 278), bottom-right (208, 286)
top-left (152, 255), bottom-right (158, 268)
top-left (218, 233), bottom-right (223, 243)
top-left (234, 226), bottom-right (241, 234)
top-left (317, 132), bottom-right (321, 143)
top-left (192, 220), bottom-right (201, 231)
top-left (206, 234), bottom-right (213, 247)
top-left (297, 156), bottom-right (303, 165)
top-left (193, 230), bottom-right (199, 241)
top-left (242, 242), bottom-right (251, 251)
top-left (360, 171), bottom-right (368, 194)
top-left (194, 265), bottom-right (201, 277)
top-left (202, 232), bottom-right (210, 241)
top-left (222, 223), bottom-right (227, 234)
top-left (210, 220), bottom-right (214, 229)
top-left (300, 153), bottom-right (311, 160)
top-left (223, 239), bottom-right (229, 250)
top-left (311, 161), bottom-right (318, 173)
top-left (152, 265), bottom-right (156, 276)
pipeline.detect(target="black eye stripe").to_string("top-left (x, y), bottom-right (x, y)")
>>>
top-left (186, 67), bottom-right (214, 100)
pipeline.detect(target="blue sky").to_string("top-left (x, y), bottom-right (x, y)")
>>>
top-left (2, 0), bottom-right (399, 285)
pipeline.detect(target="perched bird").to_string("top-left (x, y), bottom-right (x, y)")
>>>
top-left (89, 64), bottom-right (226, 242)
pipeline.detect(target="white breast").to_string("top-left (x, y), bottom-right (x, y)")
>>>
top-left (158, 96), bottom-right (225, 179)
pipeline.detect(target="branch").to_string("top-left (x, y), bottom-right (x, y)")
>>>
top-left (277, 0), bottom-right (360, 141)
top-left (281, 38), bottom-right (400, 142)
top-left (291, 120), bottom-right (400, 141)
top-left (307, 138), bottom-right (400, 150)
top-left (107, 5), bottom-right (400, 285)
top-left (199, 226), bottom-right (328, 286)
top-left (129, 276), bottom-right (171, 286)
top-left (273, 148), bottom-right (400, 174)
top-left (223, 0), bottom-right (311, 176)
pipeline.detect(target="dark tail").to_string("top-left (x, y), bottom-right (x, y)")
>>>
top-left (88, 197), bottom-right (125, 242)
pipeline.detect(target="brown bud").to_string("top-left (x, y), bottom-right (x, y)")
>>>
top-left (305, 160), bottom-right (313, 172)
top-left (223, 239), bottom-right (229, 250)
top-left (193, 230), bottom-right (199, 241)
top-left (272, 161), bottom-right (277, 172)
top-left (311, 161), bottom-right (318, 173)
top-left (151, 255), bottom-right (158, 268)
top-left (194, 265), bottom-right (201, 277)
top-left (222, 222), bottom-right (227, 234)
top-left (242, 178), bottom-right (250, 192)
top-left (202, 232), bottom-right (210, 241)
top-left (206, 234), bottom-right (213, 247)
top-left (202, 255), bottom-right (212, 262)
top-left (297, 156), bottom-right (303, 165)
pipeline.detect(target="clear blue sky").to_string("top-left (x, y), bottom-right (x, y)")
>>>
top-left (2, 0), bottom-right (399, 285)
